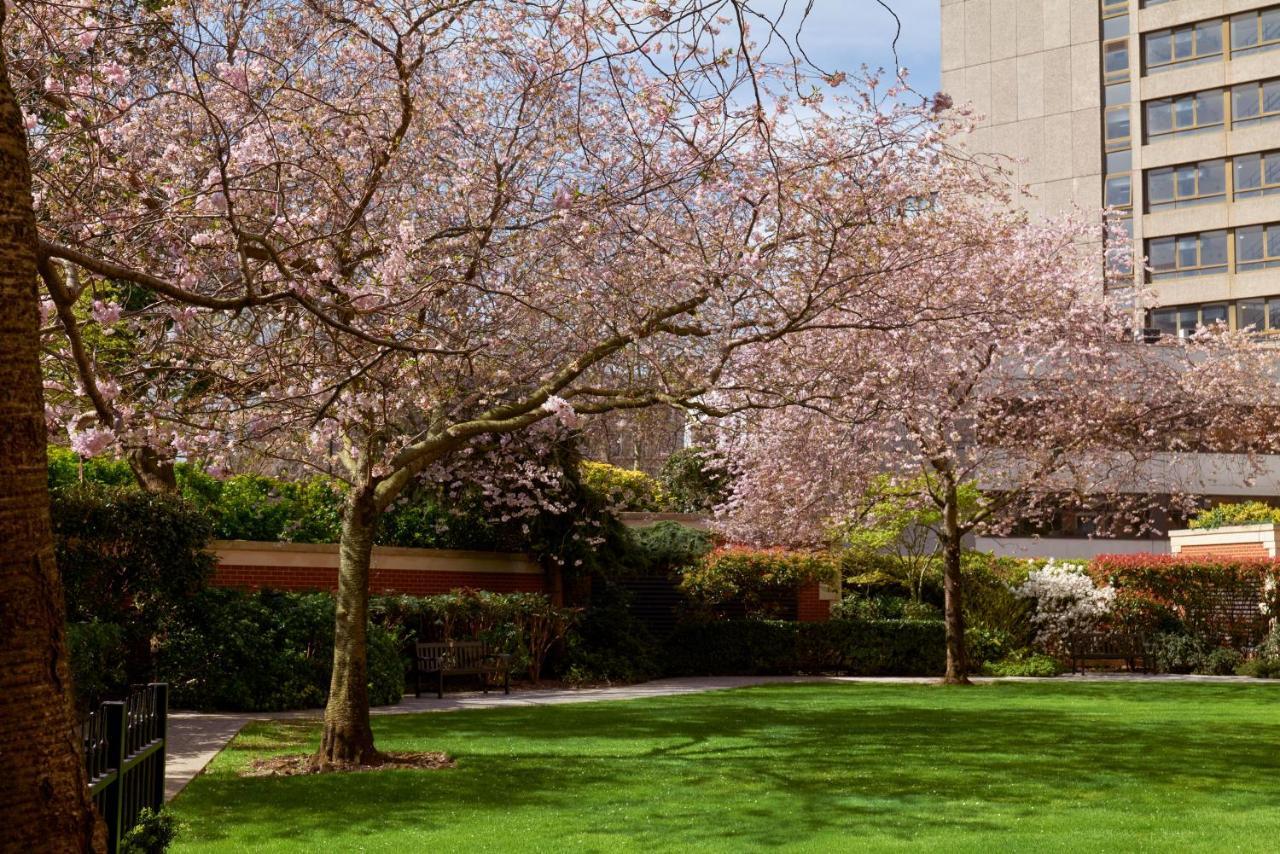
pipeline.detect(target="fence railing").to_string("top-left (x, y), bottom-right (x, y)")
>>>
top-left (82, 683), bottom-right (168, 853)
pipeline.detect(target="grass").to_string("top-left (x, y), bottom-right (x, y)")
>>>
top-left (170, 682), bottom-right (1280, 852)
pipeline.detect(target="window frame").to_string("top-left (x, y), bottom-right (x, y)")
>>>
top-left (1145, 89), bottom-right (1224, 140)
top-left (1145, 159), bottom-right (1226, 211)
top-left (1230, 78), bottom-right (1280, 128)
top-left (1232, 150), bottom-right (1280, 199)
top-left (1144, 21), bottom-right (1223, 74)
top-left (1235, 223), bottom-right (1280, 271)
top-left (1147, 230), bottom-right (1228, 280)
top-left (1230, 7), bottom-right (1280, 58)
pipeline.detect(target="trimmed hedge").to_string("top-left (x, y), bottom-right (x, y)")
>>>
top-left (681, 547), bottom-right (841, 619)
top-left (663, 619), bottom-right (946, 677)
top-left (157, 589), bottom-right (404, 711)
top-left (1090, 554), bottom-right (1280, 646)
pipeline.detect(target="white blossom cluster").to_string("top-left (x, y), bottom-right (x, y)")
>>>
top-left (1015, 559), bottom-right (1116, 652)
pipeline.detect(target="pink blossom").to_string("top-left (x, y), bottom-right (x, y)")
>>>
top-left (91, 300), bottom-right (122, 325)
top-left (68, 425), bottom-right (115, 457)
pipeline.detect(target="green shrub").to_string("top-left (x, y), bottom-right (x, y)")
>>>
top-left (630, 522), bottom-right (713, 575)
top-left (561, 581), bottom-right (660, 684)
top-left (67, 621), bottom-right (127, 711)
top-left (965, 625), bottom-right (1015, 668)
top-left (120, 807), bottom-right (177, 854)
top-left (981, 652), bottom-right (1064, 678)
top-left (1188, 501), bottom-right (1280, 530)
top-left (657, 447), bottom-right (731, 512)
top-left (663, 619), bottom-right (946, 677)
top-left (53, 485), bottom-right (214, 683)
top-left (580, 461), bottom-right (670, 511)
top-left (680, 547), bottom-right (841, 619)
top-left (158, 589), bottom-right (403, 711)
top-left (1147, 632), bottom-right (1210, 674)
top-left (962, 552), bottom-right (1035, 649)
top-left (47, 446), bottom-right (136, 490)
top-left (1238, 625), bottom-right (1280, 678)
top-left (1196, 647), bottom-right (1244, 676)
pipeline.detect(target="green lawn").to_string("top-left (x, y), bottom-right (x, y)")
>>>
top-left (170, 682), bottom-right (1280, 852)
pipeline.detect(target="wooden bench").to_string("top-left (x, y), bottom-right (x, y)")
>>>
top-left (1068, 632), bottom-right (1149, 674)
top-left (414, 640), bottom-right (511, 699)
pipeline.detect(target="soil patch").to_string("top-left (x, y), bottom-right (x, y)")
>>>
top-left (244, 751), bottom-right (454, 777)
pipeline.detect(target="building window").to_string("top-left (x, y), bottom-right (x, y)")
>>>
top-left (1103, 14), bottom-right (1129, 40)
top-left (1145, 89), bottom-right (1223, 139)
top-left (1240, 299), bottom-right (1267, 331)
top-left (1235, 223), bottom-right (1280, 271)
top-left (1105, 105), bottom-right (1131, 149)
top-left (1233, 150), bottom-right (1280, 198)
top-left (1105, 82), bottom-right (1130, 106)
top-left (1148, 230), bottom-right (1228, 279)
top-left (1230, 7), bottom-right (1280, 57)
top-left (1145, 21), bottom-right (1223, 73)
top-left (1104, 40), bottom-right (1130, 83)
top-left (1146, 160), bottom-right (1225, 211)
top-left (1202, 304), bottom-right (1229, 326)
top-left (1231, 78), bottom-right (1280, 127)
top-left (1102, 0), bottom-right (1128, 16)
top-left (1106, 174), bottom-right (1132, 209)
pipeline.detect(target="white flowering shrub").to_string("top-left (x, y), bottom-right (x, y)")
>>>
top-left (1014, 559), bottom-right (1116, 653)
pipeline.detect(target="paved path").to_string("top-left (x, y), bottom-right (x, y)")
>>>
top-left (164, 672), bottom-right (1279, 801)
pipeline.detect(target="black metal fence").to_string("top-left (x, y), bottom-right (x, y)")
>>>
top-left (82, 683), bottom-right (168, 853)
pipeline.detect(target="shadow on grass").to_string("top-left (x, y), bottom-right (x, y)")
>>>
top-left (172, 682), bottom-right (1280, 850)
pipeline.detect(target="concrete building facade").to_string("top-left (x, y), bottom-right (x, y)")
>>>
top-left (942, 0), bottom-right (1280, 337)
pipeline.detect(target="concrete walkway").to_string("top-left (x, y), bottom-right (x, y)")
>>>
top-left (164, 672), bottom-right (1279, 801)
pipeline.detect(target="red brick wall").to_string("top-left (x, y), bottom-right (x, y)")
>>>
top-left (796, 582), bottom-right (832, 622)
top-left (1179, 543), bottom-right (1270, 560)
top-left (213, 563), bottom-right (544, 596)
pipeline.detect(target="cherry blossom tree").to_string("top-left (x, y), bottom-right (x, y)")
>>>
top-left (717, 212), bottom-right (1280, 683)
top-left (10, 0), bottom-right (1013, 763)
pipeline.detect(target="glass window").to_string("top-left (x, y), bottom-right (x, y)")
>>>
top-left (1200, 160), bottom-right (1226, 196)
top-left (1232, 79), bottom-right (1280, 126)
top-left (1201, 230), bottom-right (1227, 267)
top-left (1240, 300), bottom-right (1267, 331)
top-left (1202, 304), bottom-right (1229, 326)
top-left (1237, 226), bottom-right (1264, 263)
top-left (1152, 308), bottom-right (1177, 335)
top-left (1107, 150), bottom-right (1132, 173)
top-left (1145, 159), bottom-right (1225, 210)
top-left (1235, 150), bottom-right (1280, 198)
top-left (1106, 105), bottom-right (1131, 147)
top-left (1234, 13), bottom-right (1260, 51)
top-left (1232, 8), bottom-right (1280, 56)
top-left (1104, 15), bottom-right (1129, 40)
top-left (1147, 31), bottom-right (1172, 66)
top-left (1148, 168), bottom-right (1175, 206)
top-left (1270, 299), bottom-right (1280, 331)
top-left (1197, 20), bottom-right (1223, 55)
top-left (1146, 100), bottom-right (1172, 135)
top-left (1148, 231), bottom-right (1227, 278)
top-left (1105, 82), bottom-right (1130, 106)
top-left (1179, 306), bottom-right (1200, 332)
top-left (1236, 154), bottom-right (1263, 193)
top-left (1199, 90), bottom-right (1224, 126)
top-left (1236, 223), bottom-right (1280, 270)
top-left (1106, 174), bottom-right (1132, 207)
top-left (1105, 41), bottom-right (1129, 81)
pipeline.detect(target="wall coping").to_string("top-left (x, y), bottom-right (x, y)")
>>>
top-left (210, 540), bottom-right (541, 574)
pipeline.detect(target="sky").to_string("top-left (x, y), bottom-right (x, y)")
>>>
top-left (753, 0), bottom-right (942, 97)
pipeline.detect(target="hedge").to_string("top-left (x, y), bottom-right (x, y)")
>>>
top-left (681, 547), bottom-right (841, 619)
top-left (1090, 554), bottom-right (1280, 646)
top-left (663, 619), bottom-right (946, 677)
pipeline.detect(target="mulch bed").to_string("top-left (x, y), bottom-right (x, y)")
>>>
top-left (244, 751), bottom-right (455, 777)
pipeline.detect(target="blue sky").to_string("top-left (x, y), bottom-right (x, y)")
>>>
top-left (754, 0), bottom-right (942, 97)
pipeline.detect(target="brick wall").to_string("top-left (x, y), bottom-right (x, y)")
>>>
top-left (213, 563), bottom-right (544, 596)
top-left (1179, 543), bottom-right (1270, 560)
top-left (795, 582), bottom-right (832, 622)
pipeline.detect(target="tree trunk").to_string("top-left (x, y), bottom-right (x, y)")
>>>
top-left (126, 444), bottom-right (178, 493)
top-left (317, 487), bottom-right (379, 767)
top-left (941, 483), bottom-right (971, 686)
top-left (0, 18), bottom-right (109, 849)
